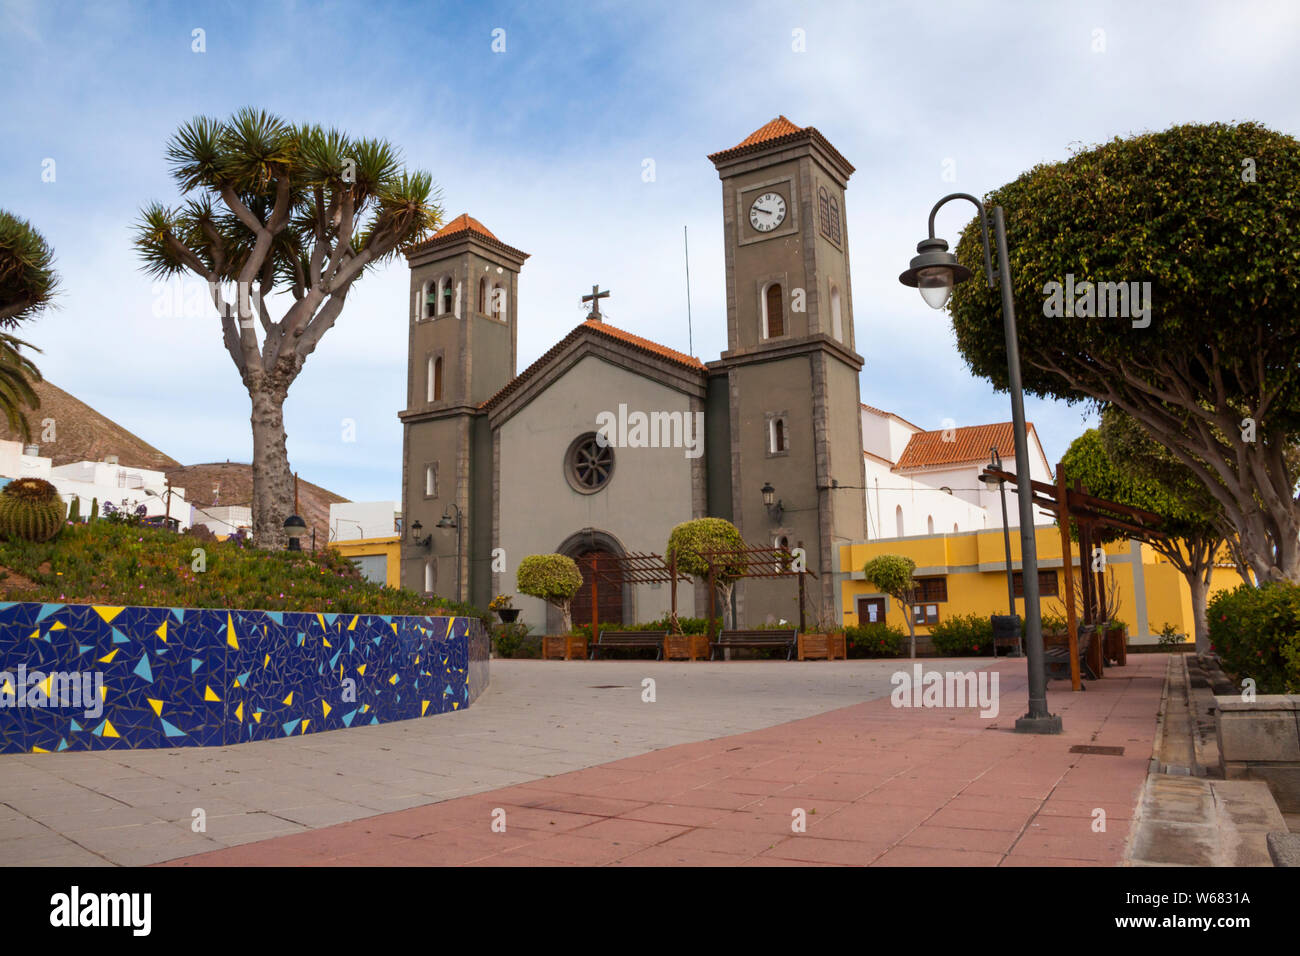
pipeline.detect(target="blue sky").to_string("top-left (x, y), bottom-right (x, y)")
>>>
top-left (2, 0), bottom-right (1299, 505)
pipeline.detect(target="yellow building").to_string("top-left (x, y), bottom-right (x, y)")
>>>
top-left (330, 536), bottom-right (402, 589)
top-left (837, 527), bottom-right (1245, 646)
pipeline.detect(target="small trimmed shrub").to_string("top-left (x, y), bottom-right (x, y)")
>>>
top-left (0, 478), bottom-right (65, 542)
top-left (1207, 582), bottom-right (1300, 694)
top-left (516, 553), bottom-right (583, 633)
top-left (928, 613), bottom-right (995, 656)
top-left (845, 622), bottom-right (907, 658)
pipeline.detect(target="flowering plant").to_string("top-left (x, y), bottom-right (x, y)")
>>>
top-left (488, 594), bottom-right (514, 612)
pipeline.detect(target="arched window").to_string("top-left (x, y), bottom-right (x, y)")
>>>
top-left (423, 282), bottom-right (436, 319)
top-left (953, 522), bottom-right (959, 533)
top-left (426, 357), bottom-right (434, 402)
top-left (895, 505), bottom-right (904, 538)
top-left (927, 515), bottom-right (935, 534)
top-left (818, 186), bottom-right (831, 238)
top-left (433, 356), bottom-right (443, 401)
top-left (442, 279), bottom-right (453, 316)
top-left (492, 283), bottom-right (505, 320)
top-left (425, 464), bottom-right (436, 497)
top-left (764, 283), bottom-right (784, 338)
top-left (478, 277), bottom-right (487, 314)
top-left (770, 417), bottom-right (787, 454)
top-left (774, 535), bottom-right (791, 573)
top-left (829, 197), bottom-right (842, 244)
top-left (830, 283), bottom-right (843, 341)
top-left (424, 558), bottom-right (436, 595)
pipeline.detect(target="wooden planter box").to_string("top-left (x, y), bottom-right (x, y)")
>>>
top-left (1043, 629), bottom-right (1071, 648)
top-left (1104, 626), bottom-right (1127, 666)
top-left (542, 636), bottom-right (588, 660)
top-left (664, 634), bottom-right (710, 661)
top-left (798, 632), bottom-right (847, 661)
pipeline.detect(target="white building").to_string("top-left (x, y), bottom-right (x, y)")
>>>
top-left (328, 501), bottom-right (399, 541)
top-left (860, 404), bottom-right (1055, 540)
top-left (190, 505), bottom-right (251, 537)
top-left (0, 440), bottom-right (191, 529)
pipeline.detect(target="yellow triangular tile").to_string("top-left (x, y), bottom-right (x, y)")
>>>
top-left (235, 702), bottom-right (243, 722)
top-left (31, 746), bottom-right (49, 753)
top-left (204, 685), bottom-right (221, 702)
top-left (282, 691), bottom-right (293, 706)
top-left (28, 629), bottom-right (39, 640)
top-left (148, 698), bottom-right (164, 717)
top-left (264, 654), bottom-right (271, 668)
top-left (98, 649), bottom-right (118, 664)
top-left (322, 701), bottom-right (331, 718)
top-left (357, 664), bottom-right (366, 676)
top-left (348, 615), bottom-right (358, 631)
top-left (253, 711), bottom-right (263, 723)
top-left (323, 637), bottom-right (331, 648)
top-left (155, 620), bottom-right (167, 642)
top-left (102, 720), bottom-right (119, 738)
top-left (421, 701), bottom-right (430, 716)
top-left (40, 674), bottom-right (53, 697)
top-left (388, 673), bottom-right (398, 685)
top-left (93, 606), bottom-right (124, 623)
top-left (49, 621), bottom-right (66, 631)
top-left (226, 613), bottom-right (238, 649)
top-left (301, 718), bottom-right (310, 733)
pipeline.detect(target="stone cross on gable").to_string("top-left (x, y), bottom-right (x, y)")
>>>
top-left (582, 284), bottom-right (609, 321)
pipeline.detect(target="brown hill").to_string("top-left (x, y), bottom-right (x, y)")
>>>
top-left (0, 380), bottom-right (350, 545)
top-left (166, 462), bottom-right (347, 548)
top-left (0, 380), bottom-right (180, 471)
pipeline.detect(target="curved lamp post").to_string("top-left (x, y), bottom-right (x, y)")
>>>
top-left (900, 193), bottom-right (1062, 734)
top-left (283, 513), bottom-right (307, 551)
top-left (437, 504), bottom-right (463, 602)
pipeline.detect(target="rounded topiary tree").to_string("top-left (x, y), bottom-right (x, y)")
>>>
top-left (862, 554), bottom-right (918, 659)
top-left (0, 477), bottom-right (65, 542)
top-left (667, 518), bottom-right (747, 630)
top-left (516, 553), bottom-right (584, 634)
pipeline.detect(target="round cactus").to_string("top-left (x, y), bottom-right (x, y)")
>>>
top-left (0, 477), bottom-right (65, 542)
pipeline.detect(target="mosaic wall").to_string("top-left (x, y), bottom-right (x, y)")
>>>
top-left (0, 602), bottom-right (488, 753)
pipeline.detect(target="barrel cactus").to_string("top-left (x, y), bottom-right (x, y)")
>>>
top-left (0, 477), bottom-right (66, 542)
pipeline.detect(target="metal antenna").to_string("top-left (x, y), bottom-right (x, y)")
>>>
top-left (684, 225), bottom-right (694, 356)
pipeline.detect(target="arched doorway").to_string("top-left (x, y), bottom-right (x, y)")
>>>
top-left (554, 529), bottom-right (631, 633)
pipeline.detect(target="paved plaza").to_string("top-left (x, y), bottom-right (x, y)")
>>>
top-left (1, 658), bottom-right (987, 865)
top-left (153, 654), bottom-right (1166, 867)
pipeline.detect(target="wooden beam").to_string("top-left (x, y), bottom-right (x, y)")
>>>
top-left (1056, 462), bottom-right (1082, 692)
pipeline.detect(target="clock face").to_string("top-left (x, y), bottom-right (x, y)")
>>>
top-left (749, 192), bottom-right (787, 232)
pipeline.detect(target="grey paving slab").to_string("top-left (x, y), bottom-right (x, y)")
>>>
top-left (0, 657), bottom-right (986, 865)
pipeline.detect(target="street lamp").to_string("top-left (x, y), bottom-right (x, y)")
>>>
top-left (761, 482), bottom-right (784, 522)
top-left (437, 504), bottom-right (463, 602)
top-left (283, 513), bottom-right (307, 551)
top-left (979, 446), bottom-right (1022, 657)
top-left (900, 192), bottom-right (1061, 734)
top-left (409, 519), bottom-right (431, 548)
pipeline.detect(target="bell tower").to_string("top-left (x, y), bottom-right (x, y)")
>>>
top-left (708, 117), bottom-right (867, 624)
top-left (399, 214), bottom-right (528, 601)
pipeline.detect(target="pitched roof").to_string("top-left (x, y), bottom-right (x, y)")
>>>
top-left (894, 422), bottom-right (1042, 471)
top-left (860, 402), bottom-right (922, 433)
top-left (481, 320), bottom-right (704, 412)
top-left (430, 213), bottom-right (497, 242)
top-left (707, 116), bottom-right (855, 174)
top-left (404, 213), bottom-right (529, 261)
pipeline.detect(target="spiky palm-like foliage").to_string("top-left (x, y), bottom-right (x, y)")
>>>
top-left (0, 210), bottom-right (56, 442)
top-left (134, 109), bottom-right (442, 548)
top-left (0, 477), bottom-right (64, 542)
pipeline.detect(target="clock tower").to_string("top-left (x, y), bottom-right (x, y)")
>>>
top-left (708, 116), bottom-right (867, 624)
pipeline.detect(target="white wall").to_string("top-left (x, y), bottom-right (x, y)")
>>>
top-left (330, 501), bottom-right (398, 541)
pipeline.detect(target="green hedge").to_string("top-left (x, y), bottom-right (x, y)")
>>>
top-left (1208, 582), bottom-right (1300, 694)
top-left (845, 622), bottom-right (907, 658)
top-left (928, 613), bottom-right (995, 656)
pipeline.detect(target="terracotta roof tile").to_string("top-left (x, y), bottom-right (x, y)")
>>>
top-left (431, 213), bottom-right (497, 241)
top-left (707, 116), bottom-right (855, 174)
top-left (894, 422), bottom-right (1040, 471)
top-left (480, 320), bottom-right (704, 412)
top-left (735, 115), bottom-right (803, 148)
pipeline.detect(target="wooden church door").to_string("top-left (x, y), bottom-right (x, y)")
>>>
top-left (570, 548), bottom-right (623, 632)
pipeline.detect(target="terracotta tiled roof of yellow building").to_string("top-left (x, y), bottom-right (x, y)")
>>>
top-left (708, 116), bottom-right (855, 174)
top-left (894, 422), bottom-right (1043, 471)
top-left (481, 320), bottom-right (704, 411)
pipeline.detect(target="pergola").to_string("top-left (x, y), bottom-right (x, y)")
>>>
top-left (697, 541), bottom-right (818, 638)
top-left (582, 551), bottom-right (693, 641)
top-left (981, 462), bottom-right (1167, 691)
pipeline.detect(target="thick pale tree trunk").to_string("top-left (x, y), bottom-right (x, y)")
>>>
top-left (1188, 568), bottom-right (1211, 655)
top-left (246, 363), bottom-right (297, 549)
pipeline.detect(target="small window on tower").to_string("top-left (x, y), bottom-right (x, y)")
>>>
top-left (818, 186), bottom-right (831, 239)
top-left (769, 416), bottom-right (789, 454)
top-left (478, 277), bottom-right (487, 314)
top-left (425, 463), bottom-right (437, 498)
top-left (764, 283), bottom-right (784, 338)
top-left (829, 197), bottom-right (842, 245)
top-left (442, 280), bottom-right (453, 316)
top-left (433, 356), bottom-right (443, 401)
top-left (492, 284), bottom-right (506, 320)
top-left (424, 282), bottom-right (437, 319)
top-left (830, 283), bottom-right (843, 342)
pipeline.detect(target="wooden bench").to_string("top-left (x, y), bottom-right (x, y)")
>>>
top-left (1044, 626), bottom-right (1099, 682)
top-left (709, 629), bottom-right (798, 661)
top-left (589, 630), bottom-right (667, 660)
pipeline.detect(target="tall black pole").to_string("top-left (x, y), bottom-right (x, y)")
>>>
top-left (993, 206), bottom-right (1061, 733)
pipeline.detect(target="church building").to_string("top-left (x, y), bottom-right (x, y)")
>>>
top-left (398, 117), bottom-right (868, 631)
